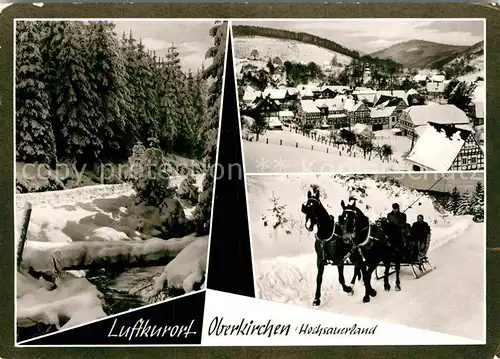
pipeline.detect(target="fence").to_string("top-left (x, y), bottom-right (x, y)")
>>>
top-left (245, 131), bottom-right (401, 164)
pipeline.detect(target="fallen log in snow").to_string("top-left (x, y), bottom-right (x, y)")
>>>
top-left (21, 235), bottom-right (204, 273)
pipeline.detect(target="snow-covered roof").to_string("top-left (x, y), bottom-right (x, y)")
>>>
top-left (426, 81), bottom-right (446, 93)
top-left (374, 90), bottom-right (409, 106)
top-left (431, 74), bottom-right (446, 82)
top-left (299, 88), bottom-right (314, 98)
top-left (415, 126), bottom-right (426, 137)
top-left (300, 100), bottom-right (322, 113)
top-left (279, 110), bottom-right (294, 117)
top-left (327, 113), bottom-right (347, 119)
top-left (353, 88), bottom-right (377, 103)
top-left (268, 117), bottom-right (283, 128)
top-left (406, 88), bottom-right (420, 96)
top-left (352, 123), bottom-right (372, 136)
top-left (370, 102), bottom-right (397, 118)
top-left (353, 87), bottom-right (375, 93)
top-left (406, 122), bottom-right (476, 171)
top-left (344, 99), bottom-right (366, 112)
top-left (262, 88), bottom-right (288, 100)
top-left (322, 85), bottom-right (350, 94)
top-left (300, 97), bottom-right (348, 113)
top-left (414, 74), bottom-right (427, 82)
top-left (243, 87), bottom-right (261, 102)
top-left (403, 104), bottom-right (470, 127)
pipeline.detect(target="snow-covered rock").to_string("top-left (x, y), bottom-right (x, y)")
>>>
top-left (151, 237), bottom-right (208, 295)
top-left (17, 271), bottom-right (106, 330)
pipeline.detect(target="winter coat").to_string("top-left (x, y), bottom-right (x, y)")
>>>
top-left (411, 221), bottom-right (431, 241)
top-left (387, 211), bottom-right (407, 228)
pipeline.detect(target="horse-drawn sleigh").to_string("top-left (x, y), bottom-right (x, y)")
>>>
top-left (301, 188), bottom-right (435, 306)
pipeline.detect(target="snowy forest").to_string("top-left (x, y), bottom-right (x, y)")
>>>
top-left (16, 20), bottom-right (211, 166)
top-left (441, 181), bottom-right (485, 220)
top-left (15, 20), bottom-right (227, 342)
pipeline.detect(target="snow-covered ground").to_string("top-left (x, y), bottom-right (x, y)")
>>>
top-left (16, 174), bottom-right (207, 339)
top-left (247, 174), bottom-right (485, 341)
top-left (233, 36), bottom-right (352, 74)
top-left (457, 54), bottom-right (485, 82)
top-left (243, 130), bottom-right (410, 173)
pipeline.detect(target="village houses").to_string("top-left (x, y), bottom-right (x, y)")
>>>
top-left (241, 73), bottom-right (482, 146)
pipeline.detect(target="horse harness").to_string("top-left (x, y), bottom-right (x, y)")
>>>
top-left (341, 209), bottom-right (389, 265)
top-left (312, 212), bottom-right (349, 265)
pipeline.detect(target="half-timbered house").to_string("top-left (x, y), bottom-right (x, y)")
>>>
top-left (406, 122), bottom-right (484, 171)
top-left (369, 101), bottom-right (398, 130)
top-left (396, 104), bottom-right (471, 140)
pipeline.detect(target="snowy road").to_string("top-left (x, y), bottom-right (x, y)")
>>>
top-left (254, 221), bottom-right (485, 341)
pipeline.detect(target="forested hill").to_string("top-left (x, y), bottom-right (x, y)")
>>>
top-left (232, 24), bottom-right (402, 68)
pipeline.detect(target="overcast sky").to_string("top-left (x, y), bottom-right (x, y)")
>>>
top-left (113, 20), bottom-right (216, 72)
top-left (233, 20), bottom-right (484, 54)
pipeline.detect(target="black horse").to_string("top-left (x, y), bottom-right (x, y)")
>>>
top-left (301, 189), bottom-right (364, 306)
top-left (338, 199), bottom-right (406, 303)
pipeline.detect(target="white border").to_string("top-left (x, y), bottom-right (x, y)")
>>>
top-left (13, 18), bottom-right (228, 348)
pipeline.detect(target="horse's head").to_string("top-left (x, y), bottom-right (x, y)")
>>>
top-left (339, 197), bottom-right (366, 240)
top-left (301, 189), bottom-right (324, 232)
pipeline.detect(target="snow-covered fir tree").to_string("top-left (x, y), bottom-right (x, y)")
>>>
top-left (470, 181), bottom-right (484, 218)
top-left (446, 186), bottom-right (461, 215)
top-left (87, 21), bottom-right (134, 162)
top-left (456, 190), bottom-right (472, 215)
top-left (194, 21), bottom-right (227, 235)
top-left (15, 21), bottom-right (56, 166)
top-left (49, 21), bottom-right (103, 167)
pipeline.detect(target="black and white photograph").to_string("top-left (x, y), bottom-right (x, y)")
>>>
top-left (235, 20), bottom-right (485, 173)
top-left (246, 172), bottom-right (485, 341)
top-left (14, 19), bottom-right (227, 343)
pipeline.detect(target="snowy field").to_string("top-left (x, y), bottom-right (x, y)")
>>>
top-left (16, 174), bottom-right (207, 339)
top-left (246, 174), bottom-right (485, 341)
top-left (233, 36), bottom-right (352, 72)
top-left (243, 129), bottom-right (410, 173)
